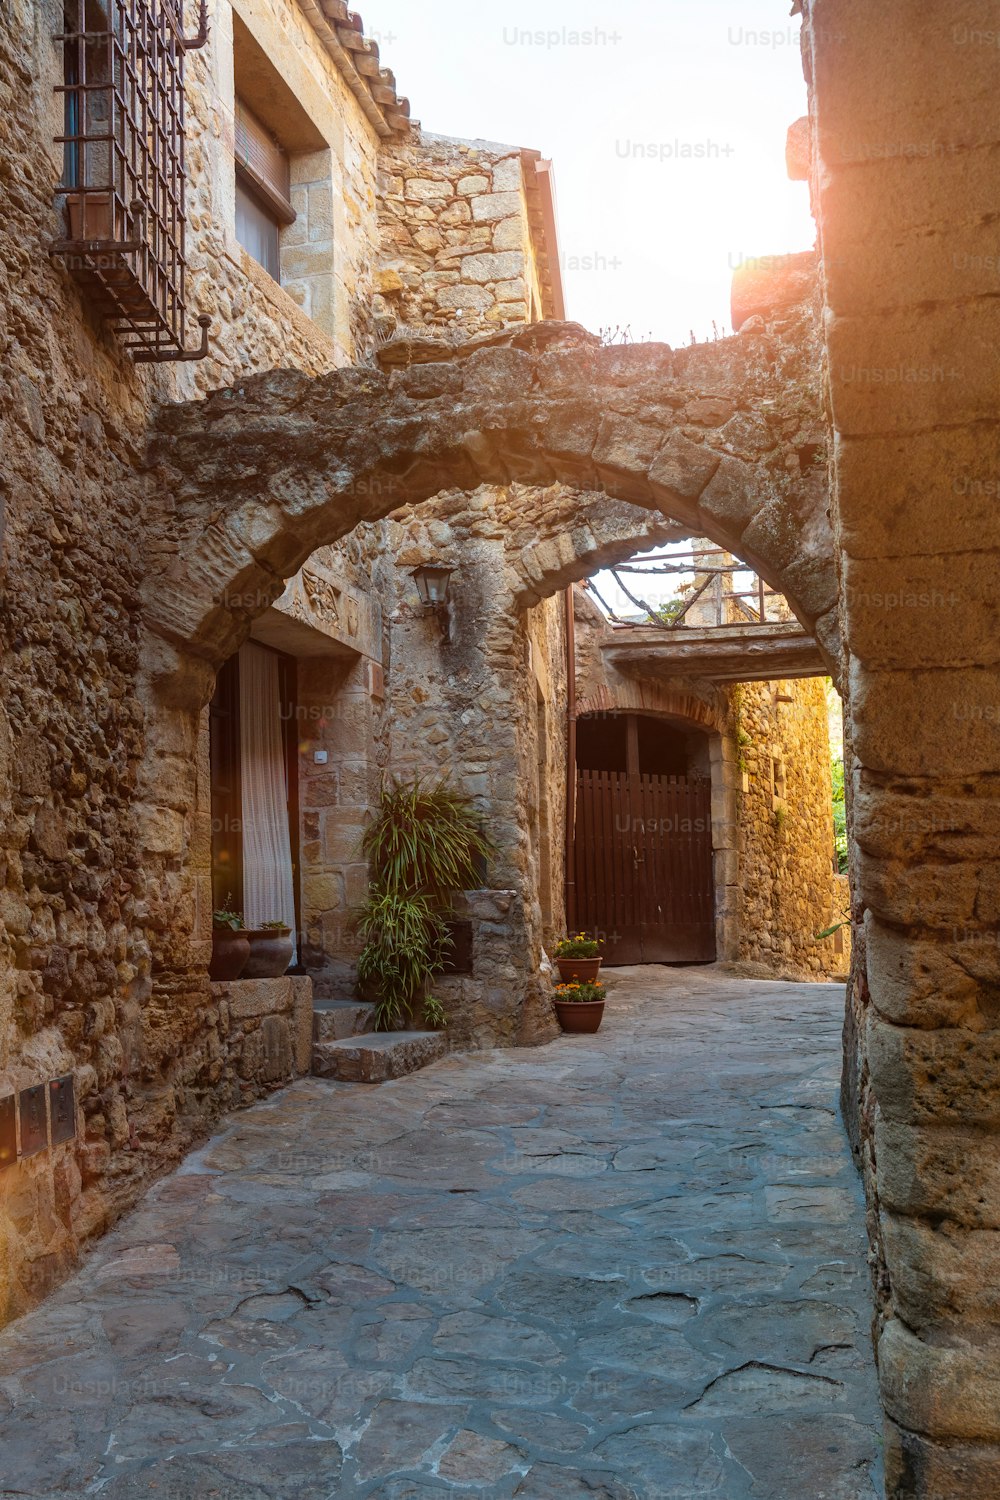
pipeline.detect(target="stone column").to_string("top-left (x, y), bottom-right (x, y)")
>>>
top-left (807, 3), bottom-right (1000, 1491)
top-left (296, 654), bottom-right (377, 999)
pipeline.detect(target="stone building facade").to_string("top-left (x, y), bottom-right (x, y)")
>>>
top-left (3, 0), bottom-right (869, 1428)
top-left (0, 0), bottom-right (660, 1321)
top-left (0, 0), bottom-right (566, 1326)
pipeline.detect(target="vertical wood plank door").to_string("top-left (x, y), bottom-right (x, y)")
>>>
top-left (572, 769), bottom-right (715, 964)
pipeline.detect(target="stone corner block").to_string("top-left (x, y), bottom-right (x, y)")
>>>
top-left (211, 976), bottom-right (297, 1020)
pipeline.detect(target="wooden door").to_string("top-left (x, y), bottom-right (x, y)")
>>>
top-left (571, 767), bottom-right (716, 965)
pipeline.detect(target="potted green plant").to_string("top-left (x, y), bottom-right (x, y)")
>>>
top-left (243, 919), bottom-right (294, 979)
top-left (554, 933), bottom-right (603, 984)
top-left (553, 980), bottom-right (607, 1034)
top-left (356, 778), bottom-right (495, 1032)
top-left (210, 901), bottom-right (249, 981)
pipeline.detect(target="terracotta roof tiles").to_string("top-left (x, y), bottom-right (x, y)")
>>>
top-left (297, 0), bottom-right (413, 137)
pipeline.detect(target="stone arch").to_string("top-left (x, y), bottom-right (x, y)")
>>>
top-left (575, 680), bottom-right (727, 735)
top-left (145, 313), bottom-right (837, 705)
top-left (131, 309), bottom-right (836, 1083)
top-left (381, 481), bottom-right (687, 619)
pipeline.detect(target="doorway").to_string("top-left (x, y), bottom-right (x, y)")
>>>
top-left (209, 641), bottom-right (300, 948)
top-left (570, 712), bottom-right (716, 965)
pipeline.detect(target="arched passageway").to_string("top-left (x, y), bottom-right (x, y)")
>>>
top-left (144, 305), bottom-right (838, 698)
top-left (132, 297), bottom-right (837, 1067)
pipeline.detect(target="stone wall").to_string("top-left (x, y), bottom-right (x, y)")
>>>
top-left (376, 134), bottom-right (550, 341)
top-left (1, 0), bottom-right (157, 1326)
top-left (801, 2), bottom-right (1000, 1491)
top-left (735, 675), bottom-right (848, 979)
top-left (370, 490), bottom-right (566, 1047)
top-left (0, 0), bottom-right (393, 1324)
top-left (207, 975), bottom-right (314, 1095)
top-left (181, 0), bottom-right (384, 375)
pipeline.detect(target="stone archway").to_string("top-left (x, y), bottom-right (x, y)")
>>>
top-left (128, 300), bottom-right (838, 1183)
top-left (144, 305), bottom-right (837, 695)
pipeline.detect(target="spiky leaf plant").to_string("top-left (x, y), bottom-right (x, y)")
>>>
top-left (362, 780), bottom-right (495, 896)
top-left (357, 779), bottom-right (496, 1031)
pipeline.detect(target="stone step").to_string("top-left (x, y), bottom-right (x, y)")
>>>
top-left (312, 1000), bottom-right (376, 1043)
top-left (312, 1030), bottom-right (447, 1084)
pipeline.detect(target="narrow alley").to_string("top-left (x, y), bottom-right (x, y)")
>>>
top-left (0, 969), bottom-right (880, 1498)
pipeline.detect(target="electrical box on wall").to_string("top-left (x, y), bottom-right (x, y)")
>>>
top-left (50, 1075), bottom-right (75, 1146)
top-left (0, 1074), bottom-right (79, 1164)
top-left (0, 1094), bottom-right (16, 1169)
top-left (19, 1085), bottom-right (48, 1157)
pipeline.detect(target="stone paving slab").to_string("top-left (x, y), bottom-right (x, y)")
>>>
top-left (0, 967), bottom-right (883, 1498)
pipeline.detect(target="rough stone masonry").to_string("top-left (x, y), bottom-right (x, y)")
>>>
top-left (5, 3), bottom-right (999, 1495)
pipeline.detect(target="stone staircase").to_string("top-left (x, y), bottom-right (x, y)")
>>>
top-left (311, 999), bottom-right (447, 1083)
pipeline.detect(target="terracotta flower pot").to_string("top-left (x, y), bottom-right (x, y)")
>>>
top-left (210, 927), bottom-right (250, 981)
top-left (243, 928), bottom-right (294, 979)
top-left (556, 956), bottom-right (602, 984)
top-left (554, 998), bottom-right (605, 1034)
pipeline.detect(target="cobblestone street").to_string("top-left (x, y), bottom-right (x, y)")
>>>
top-left (0, 968), bottom-right (881, 1498)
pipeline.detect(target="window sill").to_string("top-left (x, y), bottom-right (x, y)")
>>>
top-left (222, 232), bottom-right (341, 367)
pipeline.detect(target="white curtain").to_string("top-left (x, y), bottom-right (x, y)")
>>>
top-left (239, 642), bottom-right (297, 958)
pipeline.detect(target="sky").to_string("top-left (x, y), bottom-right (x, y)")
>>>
top-left (364, 0), bottom-right (816, 346)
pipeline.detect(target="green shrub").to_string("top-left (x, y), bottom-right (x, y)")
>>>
top-left (357, 779), bottom-right (496, 1031)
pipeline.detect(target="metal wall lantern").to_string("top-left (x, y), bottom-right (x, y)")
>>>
top-left (411, 565), bottom-right (454, 641)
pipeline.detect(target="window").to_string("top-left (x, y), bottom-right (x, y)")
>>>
top-left (233, 98), bottom-right (295, 279)
top-left (230, 18), bottom-right (333, 329)
top-left (60, 0), bottom-right (110, 200)
top-left (53, 0), bottom-right (210, 361)
top-left (235, 178), bottom-right (281, 280)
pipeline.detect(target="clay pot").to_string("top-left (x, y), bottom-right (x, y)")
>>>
top-left (210, 927), bottom-right (249, 982)
top-left (554, 998), bottom-right (605, 1034)
top-left (243, 928), bottom-right (294, 979)
top-left (556, 956), bottom-right (602, 984)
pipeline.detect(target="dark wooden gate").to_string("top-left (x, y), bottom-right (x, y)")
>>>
top-left (571, 768), bottom-right (716, 965)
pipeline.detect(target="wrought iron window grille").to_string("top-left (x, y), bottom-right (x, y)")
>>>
top-left (51, 0), bottom-right (212, 363)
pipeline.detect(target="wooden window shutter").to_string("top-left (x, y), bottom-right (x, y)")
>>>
top-left (234, 98), bottom-right (296, 225)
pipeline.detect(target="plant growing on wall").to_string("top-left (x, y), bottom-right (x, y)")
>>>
top-left (831, 755), bottom-right (848, 873)
top-left (357, 779), bottom-right (495, 1032)
top-left (731, 685), bottom-right (752, 775)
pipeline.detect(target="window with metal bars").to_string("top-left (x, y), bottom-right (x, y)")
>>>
top-left (52, 0), bottom-right (210, 362)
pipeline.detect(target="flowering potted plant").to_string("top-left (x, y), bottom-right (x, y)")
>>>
top-left (553, 933), bottom-right (603, 984)
top-left (210, 900), bottom-right (249, 981)
top-left (553, 980), bottom-right (606, 1034)
top-left (243, 919), bottom-right (294, 979)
